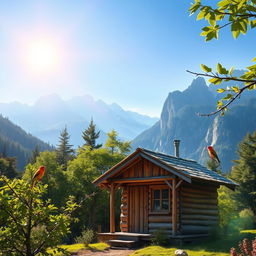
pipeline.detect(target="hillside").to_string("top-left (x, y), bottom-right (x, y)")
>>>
top-left (132, 77), bottom-right (256, 173)
top-left (0, 115), bottom-right (52, 171)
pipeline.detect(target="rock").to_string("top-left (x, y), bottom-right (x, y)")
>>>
top-left (175, 249), bottom-right (188, 256)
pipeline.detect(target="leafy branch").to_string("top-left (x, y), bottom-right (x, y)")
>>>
top-left (187, 61), bottom-right (256, 116)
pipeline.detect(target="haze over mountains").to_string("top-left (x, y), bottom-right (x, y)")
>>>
top-left (0, 95), bottom-right (158, 147)
top-left (133, 73), bottom-right (256, 173)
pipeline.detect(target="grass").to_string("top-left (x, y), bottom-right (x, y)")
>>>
top-left (130, 246), bottom-right (229, 256)
top-left (240, 229), bottom-right (256, 234)
top-left (47, 242), bottom-right (109, 255)
top-left (131, 230), bottom-right (256, 256)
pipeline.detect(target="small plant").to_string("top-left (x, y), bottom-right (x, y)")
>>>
top-left (75, 228), bottom-right (95, 247)
top-left (230, 238), bottom-right (256, 256)
top-left (151, 229), bottom-right (169, 246)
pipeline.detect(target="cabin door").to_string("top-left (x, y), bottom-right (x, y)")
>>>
top-left (128, 185), bottom-right (148, 233)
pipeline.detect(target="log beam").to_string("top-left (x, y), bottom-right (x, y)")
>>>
top-left (172, 179), bottom-right (177, 236)
top-left (110, 183), bottom-right (115, 233)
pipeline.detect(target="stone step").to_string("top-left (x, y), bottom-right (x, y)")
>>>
top-left (108, 239), bottom-right (138, 248)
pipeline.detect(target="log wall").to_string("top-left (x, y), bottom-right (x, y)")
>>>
top-left (179, 182), bottom-right (219, 235)
top-left (120, 186), bottom-right (128, 232)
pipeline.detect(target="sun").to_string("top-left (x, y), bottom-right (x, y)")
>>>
top-left (26, 39), bottom-right (61, 74)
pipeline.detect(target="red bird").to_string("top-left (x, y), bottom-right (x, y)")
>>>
top-left (207, 146), bottom-right (220, 164)
top-left (31, 166), bottom-right (45, 187)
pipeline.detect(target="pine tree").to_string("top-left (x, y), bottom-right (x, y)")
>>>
top-left (82, 118), bottom-right (102, 150)
top-left (28, 145), bottom-right (40, 164)
top-left (56, 126), bottom-right (74, 170)
top-left (230, 131), bottom-right (256, 214)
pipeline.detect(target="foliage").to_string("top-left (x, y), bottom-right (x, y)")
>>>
top-left (218, 186), bottom-right (239, 232)
top-left (238, 208), bottom-right (254, 230)
top-left (230, 238), bottom-right (256, 256)
top-left (23, 151), bottom-right (69, 207)
top-left (0, 176), bottom-right (77, 256)
top-left (0, 157), bottom-right (18, 178)
top-left (189, 0), bottom-right (256, 116)
top-left (105, 129), bottom-right (131, 154)
top-left (230, 131), bottom-right (256, 214)
top-left (28, 145), bottom-right (40, 164)
top-left (75, 229), bottom-right (95, 246)
top-left (151, 229), bottom-right (169, 246)
top-left (56, 126), bottom-right (74, 170)
top-left (65, 146), bottom-right (124, 237)
top-left (82, 118), bottom-right (102, 150)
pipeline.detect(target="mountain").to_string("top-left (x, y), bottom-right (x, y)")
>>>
top-left (132, 77), bottom-right (256, 173)
top-left (0, 94), bottom-right (158, 147)
top-left (0, 115), bottom-right (52, 171)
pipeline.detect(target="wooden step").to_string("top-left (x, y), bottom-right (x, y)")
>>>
top-left (108, 239), bottom-right (137, 248)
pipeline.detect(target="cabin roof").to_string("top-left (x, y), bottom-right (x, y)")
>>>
top-left (93, 148), bottom-right (238, 189)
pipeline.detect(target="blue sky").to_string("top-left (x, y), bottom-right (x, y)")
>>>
top-left (0, 0), bottom-right (254, 117)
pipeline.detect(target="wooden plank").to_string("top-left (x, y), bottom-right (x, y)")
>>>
top-left (181, 191), bottom-right (217, 199)
top-left (181, 208), bottom-right (218, 216)
top-left (134, 187), bottom-right (139, 232)
top-left (144, 186), bottom-right (148, 233)
top-left (149, 223), bottom-right (172, 229)
top-left (172, 179), bottom-right (177, 236)
top-left (181, 197), bottom-right (218, 204)
top-left (149, 215), bottom-right (172, 223)
top-left (182, 202), bottom-right (218, 210)
top-left (113, 176), bottom-right (174, 184)
top-left (110, 184), bottom-right (115, 233)
top-left (139, 187), bottom-right (143, 233)
top-left (181, 219), bottom-right (218, 226)
top-left (181, 214), bottom-right (219, 221)
top-left (144, 159), bottom-right (149, 177)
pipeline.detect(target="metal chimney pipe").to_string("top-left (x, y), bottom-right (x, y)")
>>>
top-left (174, 140), bottom-right (180, 158)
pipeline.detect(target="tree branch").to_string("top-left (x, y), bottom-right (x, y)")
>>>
top-left (186, 70), bottom-right (256, 116)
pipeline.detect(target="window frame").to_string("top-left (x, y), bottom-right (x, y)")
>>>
top-left (149, 185), bottom-right (170, 214)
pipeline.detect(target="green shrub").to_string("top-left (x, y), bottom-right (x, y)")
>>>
top-left (151, 229), bottom-right (169, 246)
top-left (75, 229), bottom-right (95, 247)
top-left (238, 209), bottom-right (254, 230)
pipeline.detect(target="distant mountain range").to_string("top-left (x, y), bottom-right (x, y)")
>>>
top-left (133, 73), bottom-right (256, 173)
top-left (0, 115), bottom-right (52, 171)
top-left (0, 95), bottom-right (158, 147)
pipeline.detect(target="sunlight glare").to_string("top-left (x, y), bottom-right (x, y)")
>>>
top-left (26, 39), bottom-right (60, 74)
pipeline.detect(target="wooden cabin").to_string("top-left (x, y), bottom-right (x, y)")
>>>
top-left (93, 143), bottom-right (237, 244)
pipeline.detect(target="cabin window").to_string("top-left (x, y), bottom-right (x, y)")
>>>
top-left (152, 188), bottom-right (169, 211)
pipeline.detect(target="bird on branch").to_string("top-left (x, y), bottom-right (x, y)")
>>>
top-left (31, 166), bottom-right (45, 188)
top-left (207, 146), bottom-right (220, 164)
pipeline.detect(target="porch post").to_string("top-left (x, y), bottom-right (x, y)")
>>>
top-left (172, 179), bottom-right (177, 236)
top-left (110, 183), bottom-right (115, 233)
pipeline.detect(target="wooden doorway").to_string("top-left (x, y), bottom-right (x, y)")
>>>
top-left (128, 185), bottom-right (148, 233)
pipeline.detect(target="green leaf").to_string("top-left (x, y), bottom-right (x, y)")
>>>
top-left (229, 66), bottom-right (234, 75)
top-left (223, 93), bottom-right (233, 100)
top-left (209, 77), bottom-right (222, 85)
top-left (251, 20), bottom-right (256, 29)
top-left (197, 10), bottom-right (206, 20)
top-left (252, 57), bottom-right (256, 62)
top-left (217, 88), bottom-right (225, 93)
top-left (217, 63), bottom-right (223, 73)
top-left (231, 86), bottom-right (240, 93)
top-left (201, 64), bottom-right (212, 73)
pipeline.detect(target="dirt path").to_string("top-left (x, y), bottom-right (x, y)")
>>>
top-left (74, 248), bottom-right (135, 256)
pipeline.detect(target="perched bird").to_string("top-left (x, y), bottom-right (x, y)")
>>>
top-left (31, 166), bottom-right (45, 187)
top-left (207, 146), bottom-right (220, 164)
